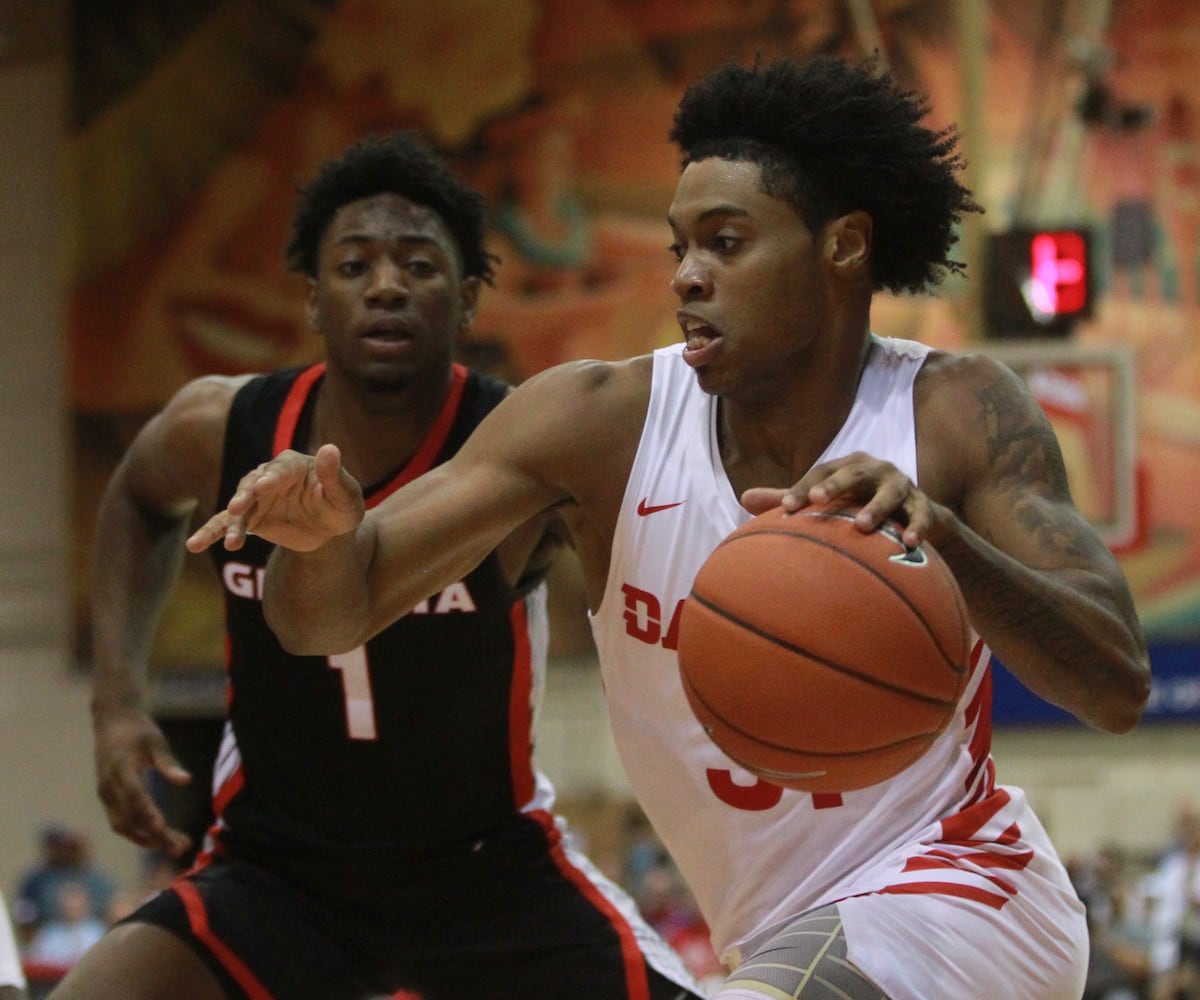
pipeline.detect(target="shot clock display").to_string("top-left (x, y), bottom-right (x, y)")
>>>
top-left (983, 227), bottom-right (1093, 338)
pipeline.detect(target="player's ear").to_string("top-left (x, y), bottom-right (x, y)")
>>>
top-left (304, 277), bottom-right (319, 329)
top-left (458, 275), bottom-right (482, 330)
top-left (823, 211), bottom-right (872, 276)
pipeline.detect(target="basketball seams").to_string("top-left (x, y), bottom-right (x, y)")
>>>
top-left (684, 587), bottom-right (958, 710)
top-left (923, 543), bottom-right (973, 662)
top-left (678, 504), bottom-right (971, 792)
top-left (802, 513), bottom-right (972, 676)
top-left (700, 527), bottom-right (968, 680)
top-left (680, 664), bottom-right (942, 759)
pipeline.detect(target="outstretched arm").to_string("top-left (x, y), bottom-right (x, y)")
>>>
top-left (186, 441), bottom-right (373, 654)
top-left (92, 376), bottom-right (243, 856)
top-left (745, 352), bottom-right (1149, 733)
top-left (187, 364), bottom-right (595, 655)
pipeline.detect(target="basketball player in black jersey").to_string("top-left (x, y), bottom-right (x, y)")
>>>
top-left (54, 133), bottom-right (702, 1000)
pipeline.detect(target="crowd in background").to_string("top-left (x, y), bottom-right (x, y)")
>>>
top-left (5, 801), bottom-right (1198, 1000)
top-left (1076, 804), bottom-right (1200, 1000)
top-left (3, 826), bottom-right (178, 998)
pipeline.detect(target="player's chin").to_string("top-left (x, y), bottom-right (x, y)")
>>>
top-left (361, 369), bottom-right (417, 394)
top-left (690, 366), bottom-right (729, 398)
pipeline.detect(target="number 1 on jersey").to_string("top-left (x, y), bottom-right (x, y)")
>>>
top-left (328, 648), bottom-right (378, 740)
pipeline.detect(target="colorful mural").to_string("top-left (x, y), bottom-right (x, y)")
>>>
top-left (68, 1), bottom-right (1200, 689)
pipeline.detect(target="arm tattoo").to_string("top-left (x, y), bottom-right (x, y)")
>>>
top-left (977, 381), bottom-right (1071, 494)
top-left (974, 380), bottom-right (1093, 563)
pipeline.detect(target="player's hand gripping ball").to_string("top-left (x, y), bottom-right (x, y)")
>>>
top-left (678, 504), bottom-right (971, 793)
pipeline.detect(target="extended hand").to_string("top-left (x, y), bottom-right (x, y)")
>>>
top-left (186, 444), bottom-right (365, 553)
top-left (741, 450), bottom-right (939, 548)
top-left (95, 709), bottom-right (193, 857)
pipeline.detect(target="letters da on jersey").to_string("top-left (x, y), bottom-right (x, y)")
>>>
top-left (222, 561), bottom-right (478, 614)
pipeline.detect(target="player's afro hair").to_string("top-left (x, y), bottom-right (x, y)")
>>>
top-left (670, 55), bottom-right (982, 294)
top-left (286, 131), bottom-right (497, 284)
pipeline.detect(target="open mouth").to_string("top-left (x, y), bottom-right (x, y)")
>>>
top-left (680, 318), bottom-right (722, 367)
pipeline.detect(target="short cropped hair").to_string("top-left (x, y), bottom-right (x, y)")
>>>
top-left (669, 55), bottom-right (981, 294)
top-left (286, 131), bottom-right (497, 284)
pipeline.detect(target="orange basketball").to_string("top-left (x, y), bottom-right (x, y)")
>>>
top-left (677, 504), bottom-right (972, 793)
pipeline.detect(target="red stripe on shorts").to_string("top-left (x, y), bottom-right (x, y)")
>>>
top-left (172, 880), bottom-right (277, 1000)
top-left (877, 880), bottom-right (1010, 909)
top-left (529, 809), bottom-right (652, 1000)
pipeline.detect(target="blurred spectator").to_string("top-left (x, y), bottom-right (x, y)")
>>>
top-left (655, 880), bottom-right (723, 995)
top-left (1073, 843), bottom-right (1155, 1000)
top-left (14, 827), bottom-right (115, 931)
top-left (619, 804), bottom-right (671, 890)
top-left (1083, 872), bottom-right (1153, 1000)
top-left (1147, 804), bottom-right (1200, 999)
top-left (629, 855), bottom-right (722, 994)
top-left (1077, 845), bottom-right (1136, 930)
top-left (21, 881), bottom-right (106, 971)
top-left (633, 863), bottom-right (694, 942)
top-left (0, 891), bottom-right (28, 1000)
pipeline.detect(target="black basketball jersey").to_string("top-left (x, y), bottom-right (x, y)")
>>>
top-left (205, 363), bottom-right (553, 888)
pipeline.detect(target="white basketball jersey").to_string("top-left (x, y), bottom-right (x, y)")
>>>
top-left (589, 338), bottom-right (1081, 964)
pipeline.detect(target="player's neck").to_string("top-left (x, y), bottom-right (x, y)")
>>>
top-left (308, 367), bottom-right (454, 485)
top-left (718, 332), bottom-right (871, 491)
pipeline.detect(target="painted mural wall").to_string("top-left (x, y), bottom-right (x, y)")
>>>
top-left (67, 0), bottom-right (1200, 719)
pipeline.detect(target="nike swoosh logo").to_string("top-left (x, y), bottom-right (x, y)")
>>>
top-left (637, 497), bottom-right (685, 516)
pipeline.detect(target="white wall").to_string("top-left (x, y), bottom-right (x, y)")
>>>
top-left (993, 723), bottom-right (1200, 862)
top-left (0, 2), bottom-right (143, 904)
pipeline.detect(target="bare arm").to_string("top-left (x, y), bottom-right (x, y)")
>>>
top-left (746, 352), bottom-right (1149, 733)
top-left (91, 375), bottom-right (244, 854)
top-left (187, 360), bottom-right (621, 654)
top-left (920, 354), bottom-right (1149, 732)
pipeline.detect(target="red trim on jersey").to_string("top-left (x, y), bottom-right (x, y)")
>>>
top-left (212, 764), bottom-right (245, 819)
top-left (173, 879), bottom-right (278, 999)
top-left (967, 637), bottom-right (988, 683)
top-left (996, 820), bottom-right (1022, 847)
top-left (924, 787), bottom-right (1033, 908)
top-left (268, 361), bottom-right (467, 500)
top-left (273, 363), bottom-right (325, 456)
top-left (877, 880), bottom-right (1010, 909)
top-left (901, 856), bottom-right (1019, 898)
top-left (962, 642), bottom-right (994, 795)
top-left (187, 822), bottom-right (222, 872)
top-left (942, 786), bottom-right (1014, 843)
top-left (508, 600), bottom-right (536, 809)
top-left (370, 363), bottom-right (470, 505)
top-left (921, 845), bottom-right (1033, 872)
top-left (528, 810), bottom-right (652, 1000)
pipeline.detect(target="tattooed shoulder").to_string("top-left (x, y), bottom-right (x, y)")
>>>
top-left (973, 371), bottom-right (1072, 496)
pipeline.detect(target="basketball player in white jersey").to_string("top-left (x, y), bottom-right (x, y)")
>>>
top-left (190, 56), bottom-right (1151, 999)
top-left (0, 892), bottom-right (27, 1000)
